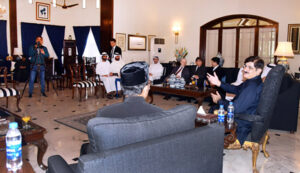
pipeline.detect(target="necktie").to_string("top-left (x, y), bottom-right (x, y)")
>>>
top-left (175, 67), bottom-right (183, 75)
top-left (195, 66), bottom-right (198, 72)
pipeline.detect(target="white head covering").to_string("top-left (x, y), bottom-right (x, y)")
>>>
top-left (97, 52), bottom-right (108, 63)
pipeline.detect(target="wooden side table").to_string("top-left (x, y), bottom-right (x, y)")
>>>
top-left (0, 151), bottom-right (34, 173)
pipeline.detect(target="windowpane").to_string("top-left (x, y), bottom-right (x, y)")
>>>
top-left (212, 23), bottom-right (221, 28)
top-left (223, 19), bottom-right (241, 27)
top-left (239, 28), bottom-right (255, 67)
top-left (259, 28), bottom-right (276, 64)
top-left (259, 20), bottom-right (274, 26)
top-left (222, 29), bottom-right (236, 67)
top-left (83, 28), bottom-right (101, 60)
top-left (205, 30), bottom-right (219, 66)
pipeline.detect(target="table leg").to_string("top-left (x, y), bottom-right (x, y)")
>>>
top-left (30, 138), bottom-right (48, 170)
top-left (148, 90), bottom-right (154, 104)
top-left (196, 97), bottom-right (205, 107)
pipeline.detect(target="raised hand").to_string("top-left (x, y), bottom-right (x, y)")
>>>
top-left (211, 91), bottom-right (221, 104)
top-left (207, 72), bottom-right (221, 87)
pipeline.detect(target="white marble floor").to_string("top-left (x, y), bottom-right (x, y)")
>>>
top-left (1, 86), bottom-right (300, 173)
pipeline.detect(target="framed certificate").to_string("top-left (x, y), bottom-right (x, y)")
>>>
top-left (128, 35), bottom-right (147, 51)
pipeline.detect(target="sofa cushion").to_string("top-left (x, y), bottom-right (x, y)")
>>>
top-left (87, 104), bottom-right (197, 153)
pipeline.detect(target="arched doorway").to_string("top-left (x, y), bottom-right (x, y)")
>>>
top-left (199, 14), bottom-right (278, 67)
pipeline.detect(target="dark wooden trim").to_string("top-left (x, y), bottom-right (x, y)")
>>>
top-left (235, 28), bottom-right (240, 68)
top-left (200, 14), bottom-right (279, 67)
top-left (254, 26), bottom-right (259, 56)
top-left (100, 0), bottom-right (114, 53)
top-left (9, 0), bottom-right (17, 55)
top-left (218, 28), bottom-right (222, 53)
top-left (199, 27), bottom-right (207, 65)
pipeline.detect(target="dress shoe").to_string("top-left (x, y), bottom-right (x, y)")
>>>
top-left (163, 95), bottom-right (171, 100)
top-left (42, 93), bottom-right (47, 97)
top-left (29, 94), bottom-right (32, 98)
top-left (176, 97), bottom-right (185, 101)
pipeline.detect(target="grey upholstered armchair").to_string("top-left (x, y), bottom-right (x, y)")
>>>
top-left (47, 105), bottom-right (225, 173)
top-left (234, 65), bottom-right (285, 173)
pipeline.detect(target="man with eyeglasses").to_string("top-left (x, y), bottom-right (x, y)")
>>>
top-left (207, 56), bottom-right (264, 149)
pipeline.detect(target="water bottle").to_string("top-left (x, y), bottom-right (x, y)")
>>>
top-left (227, 102), bottom-right (234, 123)
top-left (218, 105), bottom-right (225, 124)
top-left (6, 122), bottom-right (23, 172)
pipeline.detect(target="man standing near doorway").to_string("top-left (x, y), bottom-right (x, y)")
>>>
top-left (109, 38), bottom-right (122, 62)
top-left (28, 36), bottom-right (49, 98)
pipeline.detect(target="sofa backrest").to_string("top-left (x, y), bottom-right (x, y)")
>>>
top-left (79, 124), bottom-right (225, 173)
top-left (87, 104), bottom-right (197, 153)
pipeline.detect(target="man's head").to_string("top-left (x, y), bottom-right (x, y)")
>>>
top-left (153, 56), bottom-right (159, 64)
top-left (110, 38), bottom-right (116, 47)
top-left (211, 57), bottom-right (220, 67)
top-left (180, 58), bottom-right (187, 67)
top-left (121, 62), bottom-right (149, 98)
top-left (35, 36), bottom-right (43, 46)
top-left (115, 55), bottom-right (121, 61)
top-left (243, 56), bottom-right (264, 79)
top-left (195, 57), bottom-right (203, 67)
top-left (102, 52), bottom-right (108, 61)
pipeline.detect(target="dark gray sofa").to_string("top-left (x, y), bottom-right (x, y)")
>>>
top-left (47, 104), bottom-right (224, 173)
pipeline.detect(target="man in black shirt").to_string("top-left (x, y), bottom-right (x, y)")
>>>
top-left (190, 57), bottom-right (206, 88)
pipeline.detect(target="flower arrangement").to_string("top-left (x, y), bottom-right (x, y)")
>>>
top-left (175, 47), bottom-right (188, 61)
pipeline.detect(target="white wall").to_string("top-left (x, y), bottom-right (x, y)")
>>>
top-left (3, 0), bottom-right (100, 55)
top-left (114, 0), bottom-right (300, 73)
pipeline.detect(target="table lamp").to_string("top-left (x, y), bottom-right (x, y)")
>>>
top-left (274, 42), bottom-right (294, 70)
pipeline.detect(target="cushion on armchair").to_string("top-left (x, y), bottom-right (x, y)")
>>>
top-left (87, 104), bottom-right (197, 153)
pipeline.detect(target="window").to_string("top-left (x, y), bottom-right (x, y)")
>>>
top-left (200, 14), bottom-right (278, 67)
top-left (82, 28), bottom-right (101, 59)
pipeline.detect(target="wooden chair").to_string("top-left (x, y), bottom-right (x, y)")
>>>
top-left (230, 65), bottom-right (285, 173)
top-left (70, 64), bottom-right (99, 101)
top-left (0, 67), bottom-right (21, 112)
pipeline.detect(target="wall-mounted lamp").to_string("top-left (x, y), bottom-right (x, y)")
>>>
top-left (29, 0), bottom-right (33, 4)
top-left (53, 0), bottom-right (56, 7)
top-left (172, 25), bottom-right (181, 44)
top-left (96, 0), bottom-right (100, 8)
top-left (82, 0), bottom-right (86, 8)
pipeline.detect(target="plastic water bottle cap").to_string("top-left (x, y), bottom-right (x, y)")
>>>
top-left (219, 105), bottom-right (224, 108)
top-left (9, 122), bottom-right (18, 129)
top-left (229, 102), bottom-right (233, 105)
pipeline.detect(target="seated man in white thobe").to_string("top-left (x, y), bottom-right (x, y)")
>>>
top-left (109, 53), bottom-right (125, 95)
top-left (96, 52), bottom-right (115, 99)
top-left (149, 56), bottom-right (164, 83)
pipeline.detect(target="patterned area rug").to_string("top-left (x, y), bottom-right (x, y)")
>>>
top-left (55, 111), bottom-right (97, 133)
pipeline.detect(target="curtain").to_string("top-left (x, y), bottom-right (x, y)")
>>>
top-left (45, 25), bottom-right (65, 62)
top-left (205, 30), bottom-right (219, 66)
top-left (222, 29), bottom-right (236, 67)
top-left (0, 20), bottom-right (8, 59)
top-left (45, 24), bottom-right (65, 70)
top-left (21, 22), bottom-right (44, 58)
top-left (259, 28), bottom-right (276, 64)
top-left (239, 28), bottom-right (255, 67)
top-left (73, 26), bottom-right (90, 57)
top-left (91, 26), bottom-right (101, 53)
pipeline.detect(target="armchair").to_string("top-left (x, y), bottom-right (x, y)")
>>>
top-left (233, 65), bottom-right (285, 173)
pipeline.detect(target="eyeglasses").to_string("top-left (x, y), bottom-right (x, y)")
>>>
top-left (243, 64), bottom-right (255, 70)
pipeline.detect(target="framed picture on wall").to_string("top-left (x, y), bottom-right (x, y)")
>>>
top-left (116, 33), bottom-right (126, 52)
top-left (288, 24), bottom-right (300, 54)
top-left (36, 2), bottom-right (50, 22)
top-left (148, 35), bottom-right (156, 51)
top-left (128, 35), bottom-right (147, 51)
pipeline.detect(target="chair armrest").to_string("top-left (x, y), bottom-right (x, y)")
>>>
top-left (235, 114), bottom-right (264, 122)
top-left (47, 155), bottom-right (74, 173)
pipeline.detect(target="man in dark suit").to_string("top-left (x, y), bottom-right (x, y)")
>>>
top-left (109, 38), bottom-right (122, 62)
top-left (190, 57), bottom-right (206, 88)
top-left (164, 58), bottom-right (190, 101)
top-left (206, 57), bottom-right (226, 99)
top-left (170, 58), bottom-right (190, 83)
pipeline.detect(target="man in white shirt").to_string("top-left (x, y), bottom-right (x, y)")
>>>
top-left (149, 56), bottom-right (164, 82)
top-left (109, 53), bottom-right (125, 95)
top-left (96, 52), bottom-right (115, 99)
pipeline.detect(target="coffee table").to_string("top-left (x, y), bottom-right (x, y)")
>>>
top-left (0, 151), bottom-right (34, 173)
top-left (0, 107), bottom-right (48, 170)
top-left (195, 118), bottom-right (237, 148)
top-left (149, 85), bottom-right (216, 107)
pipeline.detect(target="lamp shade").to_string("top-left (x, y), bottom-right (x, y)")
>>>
top-left (13, 47), bottom-right (22, 55)
top-left (274, 42), bottom-right (294, 57)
